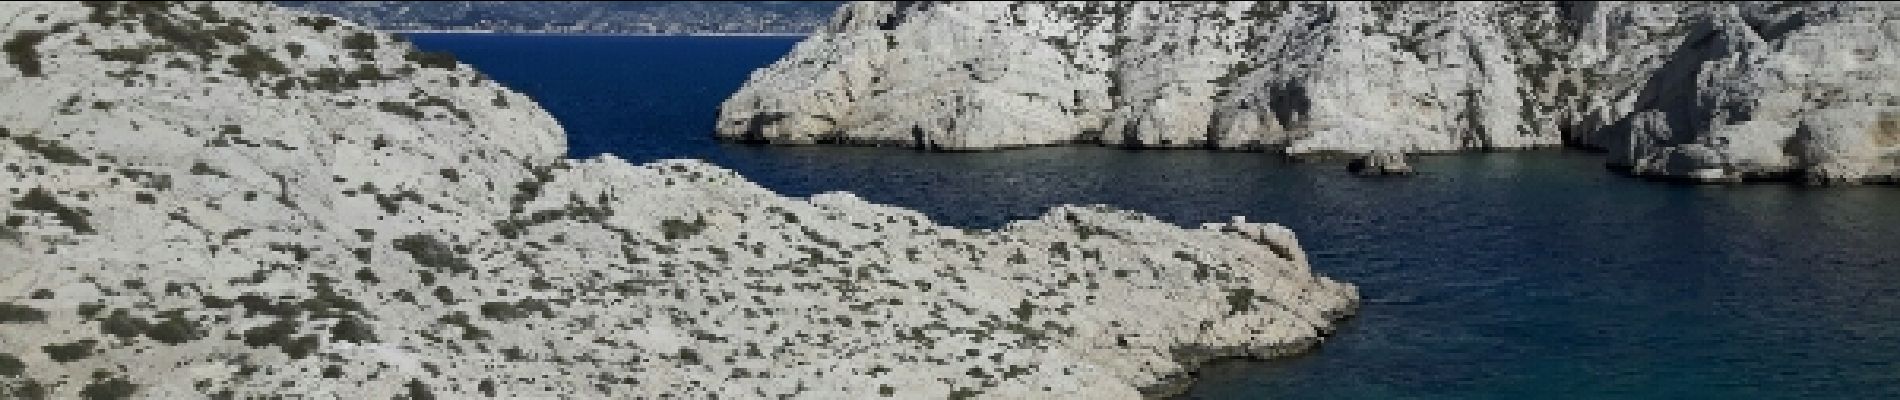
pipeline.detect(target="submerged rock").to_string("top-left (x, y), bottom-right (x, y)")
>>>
top-left (1349, 151), bottom-right (1415, 176)
top-left (0, 2), bottom-right (1354, 398)
top-left (720, 1), bottom-right (1900, 184)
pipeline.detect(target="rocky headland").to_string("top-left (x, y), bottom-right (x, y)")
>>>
top-left (718, 1), bottom-right (1900, 184)
top-left (0, 2), bottom-right (1354, 398)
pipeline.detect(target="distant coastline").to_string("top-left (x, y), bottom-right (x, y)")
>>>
top-left (388, 29), bottom-right (809, 37)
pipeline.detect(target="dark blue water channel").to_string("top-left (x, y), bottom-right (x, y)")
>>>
top-left (408, 34), bottom-right (1900, 399)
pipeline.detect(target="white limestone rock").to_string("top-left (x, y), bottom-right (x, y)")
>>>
top-left (719, 1), bottom-right (1900, 184)
top-left (1348, 151), bottom-right (1414, 176)
top-left (0, 2), bottom-right (1356, 398)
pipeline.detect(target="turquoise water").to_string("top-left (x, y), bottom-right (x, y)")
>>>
top-left (408, 34), bottom-right (1900, 399)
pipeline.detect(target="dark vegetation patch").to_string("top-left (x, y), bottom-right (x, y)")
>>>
top-left (660, 216), bottom-right (709, 241)
top-left (242, 319), bottom-right (320, 359)
top-left (78, 372), bottom-right (138, 400)
top-left (431, 286), bottom-right (456, 304)
top-left (228, 46), bottom-right (288, 79)
top-left (405, 50), bottom-right (456, 69)
top-left (0, 302), bottom-right (48, 323)
top-left (82, 1), bottom-right (253, 60)
top-left (1225, 288), bottom-right (1257, 315)
top-left (372, 189), bottom-right (424, 214)
top-left (376, 101), bottom-right (426, 120)
top-left (301, 276), bottom-right (369, 319)
top-left (328, 313), bottom-right (378, 343)
top-left (413, 96), bottom-right (471, 121)
top-left (492, 197), bottom-right (613, 239)
top-left (189, 161), bottom-right (228, 177)
top-left (1013, 300), bottom-right (1035, 321)
top-left (507, 164), bottom-right (563, 213)
top-left (479, 299), bottom-right (553, 321)
top-left (77, 303), bottom-right (106, 319)
top-left (3, 31), bottom-right (49, 77)
top-left (97, 308), bottom-right (205, 344)
top-left (8, 133), bottom-right (90, 165)
top-left (0, 353), bottom-right (23, 376)
top-left (393, 234), bottom-right (473, 275)
top-left (295, 16), bottom-right (339, 32)
top-left (342, 32), bottom-right (378, 51)
top-left (200, 279), bottom-right (373, 348)
top-left (303, 65), bottom-right (392, 91)
top-left (94, 45), bottom-right (172, 64)
top-left (0, 378), bottom-right (47, 399)
top-left (14, 188), bottom-right (95, 234)
top-left (116, 167), bottom-right (173, 190)
top-left (405, 379), bottom-right (436, 400)
top-left (1064, 214), bottom-right (1119, 241)
top-left (948, 387), bottom-right (983, 400)
top-left (42, 339), bottom-right (98, 362)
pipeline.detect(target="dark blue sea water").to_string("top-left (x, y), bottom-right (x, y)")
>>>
top-left (407, 34), bottom-right (1900, 399)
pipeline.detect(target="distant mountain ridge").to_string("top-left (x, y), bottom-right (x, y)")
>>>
top-left (276, 1), bottom-right (843, 34)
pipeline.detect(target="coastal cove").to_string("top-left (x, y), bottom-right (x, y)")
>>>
top-left (0, 3), bottom-right (1348, 397)
top-left (410, 33), bottom-right (1900, 398)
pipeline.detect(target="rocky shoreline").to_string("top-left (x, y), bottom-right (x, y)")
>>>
top-left (719, 1), bottom-right (1900, 184)
top-left (0, 2), bottom-right (1355, 398)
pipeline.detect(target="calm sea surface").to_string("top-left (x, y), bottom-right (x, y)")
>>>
top-left (408, 34), bottom-right (1900, 399)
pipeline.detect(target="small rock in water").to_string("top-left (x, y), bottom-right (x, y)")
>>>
top-left (1348, 151), bottom-right (1414, 176)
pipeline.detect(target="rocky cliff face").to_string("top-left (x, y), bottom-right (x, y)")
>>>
top-left (718, 1), bottom-right (1900, 183)
top-left (0, 2), bottom-right (1354, 398)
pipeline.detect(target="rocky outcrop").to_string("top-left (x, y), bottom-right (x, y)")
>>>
top-left (718, 1), bottom-right (1900, 184)
top-left (0, 2), bottom-right (1354, 398)
top-left (1348, 151), bottom-right (1414, 176)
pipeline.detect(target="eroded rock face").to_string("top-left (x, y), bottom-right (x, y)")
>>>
top-left (0, 2), bottom-right (1355, 398)
top-left (719, 1), bottom-right (1900, 184)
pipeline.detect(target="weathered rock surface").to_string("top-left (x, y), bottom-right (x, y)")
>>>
top-left (718, 1), bottom-right (1900, 184)
top-left (0, 2), bottom-right (1355, 398)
